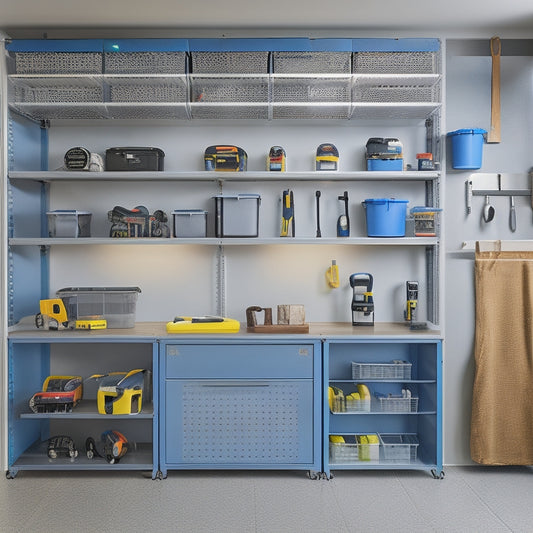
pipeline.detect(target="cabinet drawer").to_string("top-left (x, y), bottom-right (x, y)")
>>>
top-left (165, 343), bottom-right (314, 379)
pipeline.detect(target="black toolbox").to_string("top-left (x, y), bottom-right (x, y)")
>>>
top-left (105, 147), bottom-right (165, 171)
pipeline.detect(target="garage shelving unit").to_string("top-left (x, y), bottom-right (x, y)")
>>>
top-left (2, 36), bottom-right (443, 478)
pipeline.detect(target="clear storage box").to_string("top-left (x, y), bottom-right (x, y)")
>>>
top-left (56, 287), bottom-right (141, 329)
top-left (329, 434), bottom-right (379, 464)
top-left (352, 361), bottom-right (412, 380)
top-left (47, 210), bottom-right (91, 238)
top-left (379, 433), bottom-right (419, 463)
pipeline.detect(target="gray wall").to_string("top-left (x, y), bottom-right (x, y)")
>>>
top-left (444, 39), bottom-right (533, 464)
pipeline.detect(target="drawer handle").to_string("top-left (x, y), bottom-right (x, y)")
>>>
top-left (201, 384), bottom-right (269, 388)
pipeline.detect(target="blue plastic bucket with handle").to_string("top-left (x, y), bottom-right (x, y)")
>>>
top-left (447, 128), bottom-right (487, 169)
top-left (363, 198), bottom-right (408, 237)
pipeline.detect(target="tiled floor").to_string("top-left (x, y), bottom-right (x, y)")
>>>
top-left (1, 466), bottom-right (532, 532)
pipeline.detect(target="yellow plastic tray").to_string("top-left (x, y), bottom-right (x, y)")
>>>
top-left (166, 316), bottom-right (241, 334)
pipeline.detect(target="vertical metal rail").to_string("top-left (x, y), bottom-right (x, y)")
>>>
top-left (216, 245), bottom-right (226, 317)
top-left (215, 178), bottom-right (226, 316)
top-left (1, 34), bottom-right (10, 472)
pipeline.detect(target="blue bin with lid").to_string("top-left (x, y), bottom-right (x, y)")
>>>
top-left (447, 128), bottom-right (486, 169)
top-left (362, 198), bottom-right (408, 237)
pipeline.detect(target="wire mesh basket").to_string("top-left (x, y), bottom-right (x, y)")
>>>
top-left (352, 361), bottom-right (412, 380)
top-left (190, 103), bottom-right (268, 120)
top-left (273, 77), bottom-right (351, 103)
top-left (105, 104), bottom-right (189, 120)
top-left (272, 103), bottom-right (352, 120)
top-left (104, 52), bottom-right (187, 74)
top-left (376, 395), bottom-right (419, 412)
top-left (14, 52), bottom-right (102, 74)
top-left (353, 83), bottom-right (440, 103)
top-left (272, 52), bottom-right (351, 74)
top-left (190, 77), bottom-right (268, 102)
top-left (109, 83), bottom-right (187, 103)
top-left (191, 52), bottom-right (269, 74)
top-left (353, 52), bottom-right (438, 74)
top-left (11, 85), bottom-right (103, 103)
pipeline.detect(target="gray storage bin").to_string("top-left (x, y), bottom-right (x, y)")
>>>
top-left (173, 210), bottom-right (207, 238)
top-left (47, 210), bottom-right (91, 238)
top-left (214, 194), bottom-right (260, 238)
top-left (57, 287), bottom-right (141, 329)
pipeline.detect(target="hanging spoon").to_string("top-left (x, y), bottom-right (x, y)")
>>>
top-left (483, 195), bottom-right (495, 222)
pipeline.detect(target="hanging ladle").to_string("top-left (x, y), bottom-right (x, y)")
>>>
top-left (483, 195), bottom-right (495, 222)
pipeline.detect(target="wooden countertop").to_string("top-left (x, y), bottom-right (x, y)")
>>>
top-left (8, 321), bottom-right (442, 341)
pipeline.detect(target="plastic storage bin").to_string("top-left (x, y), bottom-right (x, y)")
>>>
top-left (379, 434), bottom-right (419, 463)
top-left (329, 434), bottom-right (379, 464)
top-left (447, 128), bottom-right (486, 169)
top-left (366, 159), bottom-right (403, 171)
top-left (352, 361), bottom-right (412, 380)
top-left (57, 287), bottom-right (141, 329)
top-left (172, 210), bottom-right (207, 238)
top-left (213, 194), bottom-right (260, 237)
top-left (362, 198), bottom-right (408, 237)
top-left (47, 210), bottom-right (91, 238)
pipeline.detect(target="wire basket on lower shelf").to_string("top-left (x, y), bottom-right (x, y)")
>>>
top-left (379, 433), bottom-right (419, 463)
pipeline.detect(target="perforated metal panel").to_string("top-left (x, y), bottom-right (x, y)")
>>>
top-left (190, 77), bottom-right (268, 103)
top-left (191, 52), bottom-right (269, 74)
top-left (272, 77), bottom-right (351, 103)
top-left (171, 380), bottom-right (312, 464)
top-left (14, 52), bottom-right (102, 74)
top-left (353, 52), bottom-right (438, 74)
top-left (272, 52), bottom-right (351, 74)
top-left (104, 52), bottom-right (187, 74)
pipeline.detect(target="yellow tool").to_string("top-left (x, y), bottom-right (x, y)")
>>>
top-left (75, 318), bottom-right (107, 330)
top-left (326, 260), bottom-right (339, 288)
top-left (35, 299), bottom-right (69, 330)
top-left (280, 189), bottom-right (295, 237)
top-left (166, 316), bottom-right (241, 333)
top-left (92, 369), bottom-right (145, 415)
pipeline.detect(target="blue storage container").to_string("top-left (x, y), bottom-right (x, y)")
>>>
top-left (363, 198), bottom-right (408, 237)
top-left (447, 128), bottom-right (486, 170)
top-left (366, 159), bottom-right (403, 171)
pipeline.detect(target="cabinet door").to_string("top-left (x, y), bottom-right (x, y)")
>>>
top-left (164, 379), bottom-right (314, 466)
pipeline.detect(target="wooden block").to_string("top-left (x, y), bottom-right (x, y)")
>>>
top-left (277, 304), bottom-right (305, 325)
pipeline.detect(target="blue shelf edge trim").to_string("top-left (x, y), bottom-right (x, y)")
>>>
top-left (188, 38), bottom-right (353, 52)
top-left (6, 39), bottom-right (104, 52)
top-left (352, 38), bottom-right (440, 52)
top-left (7, 37), bottom-right (440, 54)
top-left (103, 39), bottom-right (189, 53)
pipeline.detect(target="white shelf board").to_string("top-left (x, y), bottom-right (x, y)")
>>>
top-left (9, 237), bottom-right (438, 246)
top-left (8, 170), bottom-right (440, 182)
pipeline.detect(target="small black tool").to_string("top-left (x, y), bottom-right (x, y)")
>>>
top-left (337, 191), bottom-right (350, 237)
top-left (315, 191), bottom-right (322, 237)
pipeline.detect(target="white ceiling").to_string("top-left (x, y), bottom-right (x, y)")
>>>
top-left (0, 0), bottom-right (532, 39)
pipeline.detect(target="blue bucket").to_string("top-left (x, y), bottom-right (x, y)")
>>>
top-left (363, 198), bottom-right (408, 237)
top-left (447, 128), bottom-right (487, 170)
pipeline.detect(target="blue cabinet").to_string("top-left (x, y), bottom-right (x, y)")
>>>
top-left (323, 338), bottom-right (443, 478)
top-left (159, 339), bottom-right (322, 477)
